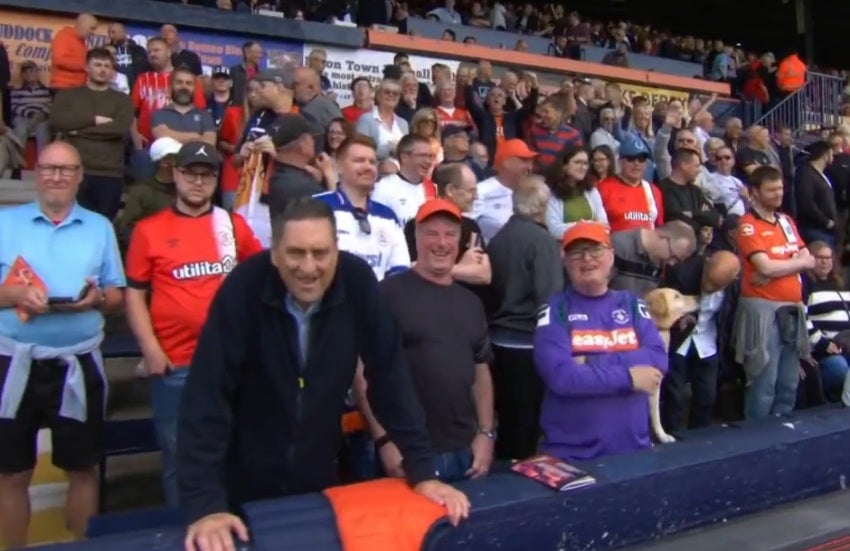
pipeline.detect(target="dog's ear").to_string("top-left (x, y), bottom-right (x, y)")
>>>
top-left (645, 291), bottom-right (669, 319)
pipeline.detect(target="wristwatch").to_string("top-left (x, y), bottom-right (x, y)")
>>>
top-left (476, 427), bottom-right (497, 440)
top-left (374, 434), bottom-right (391, 449)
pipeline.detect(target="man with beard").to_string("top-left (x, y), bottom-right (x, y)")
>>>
top-left (151, 68), bottom-right (217, 147)
top-left (50, 48), bottom-right (134, 220)
top-left (125, 141), bottom-right (263, 507)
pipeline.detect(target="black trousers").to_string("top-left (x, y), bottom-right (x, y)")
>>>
top-left (79, 174), bottom-right (124, 220)
top-left (661, 347), bottom-right (719, 433)
top-left (490, 345), bottom-right (542, 461)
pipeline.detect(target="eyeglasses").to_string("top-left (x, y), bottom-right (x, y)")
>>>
top-left (621, 156), bottom-right (648, 163)
top-left (815, 255), bottom-right (833, 261)
top-left (178, 168), bottom-right (218, 184)
top-left (352, 208), bottom-right (371, 235)
top-left (564, 245), bottom-right (609, 262)
top-left (37, 164), bottom-right (80, 177)
top-left (382, 90), bottom-right (401, 97)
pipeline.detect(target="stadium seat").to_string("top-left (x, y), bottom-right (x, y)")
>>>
top-left (102, 332), bottom-right (142, 359)
top-left (98, 418), bottom-right (159, 514)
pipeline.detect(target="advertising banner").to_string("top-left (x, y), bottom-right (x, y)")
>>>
top-left (0, 9), bottom-right (302, 83)
top-left (306, 45), bottom-right (460, 107)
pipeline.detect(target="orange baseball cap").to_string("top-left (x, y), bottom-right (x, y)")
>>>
top-left (562, 221), bottom-right (611, 250)
top-left (415, 198), bottom-right (462, 224)
top-left (494, 139), bottom-right (538, 168)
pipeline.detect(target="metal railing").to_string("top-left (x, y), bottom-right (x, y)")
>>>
top-left (754, 72), bottom-right (845, 137)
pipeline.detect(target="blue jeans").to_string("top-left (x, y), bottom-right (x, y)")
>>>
top-left (745, 318), bottom-right (801, 419)
top-left (151, 368), bottom-right (189, 508)
top-left (818, 354), bottom-right (850, 401)
top-left (348, 431), bottom-right (381, 482)
top-left (434, 448), bottom-right (474, 483)
top-left (129, 149), bottom-right (155, 183)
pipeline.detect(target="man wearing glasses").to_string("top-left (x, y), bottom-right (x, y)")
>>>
top-left (597, 138), bottom-right (665, 233)
top-left (125, 142), bottom-right (262, 507)
top-left (534, 221), bottom-right (668, 462)
top-left (0, 142), bottom-right (126, 548)
top-left (609, 219), bottom-right (697, 297)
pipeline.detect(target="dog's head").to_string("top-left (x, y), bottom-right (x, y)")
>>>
top-left (643, 288), bottom-right (700, 330)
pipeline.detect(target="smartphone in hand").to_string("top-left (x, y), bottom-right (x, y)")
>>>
top-left (47, 282), bottom-right (93, 305)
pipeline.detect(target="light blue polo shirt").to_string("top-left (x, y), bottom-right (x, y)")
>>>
top-left (0, 201), bottom-right (126, 347)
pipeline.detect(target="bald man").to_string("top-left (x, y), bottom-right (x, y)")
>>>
top-left (107, 22), bottom-right (149, 88)
top-left (293, 66), bottom-right (342, 131)
top-left (50, 13), bottom-right (98, 89)
top-left (0, 142), bottom-right (126, 548)
top-left (160, 24), bottom-right (202, 76)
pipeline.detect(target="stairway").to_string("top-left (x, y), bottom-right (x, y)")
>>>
top-left (754, 72), bottom-right (845, 139)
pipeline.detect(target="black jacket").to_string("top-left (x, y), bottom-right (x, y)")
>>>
top-left (795, 163), bottom-right (837, 233)
top-left (178, 251), bottom-right (436, 522)
top-left (111, 39), bottom-right (149, 89)
top-left (172, 49), bottom-right (203, 76)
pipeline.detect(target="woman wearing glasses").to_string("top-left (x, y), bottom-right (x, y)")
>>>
top-left (355, 79), bottom-right (409, 162)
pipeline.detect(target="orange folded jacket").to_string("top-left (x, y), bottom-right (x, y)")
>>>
top-left (323, 478), bottom-right (445, 551)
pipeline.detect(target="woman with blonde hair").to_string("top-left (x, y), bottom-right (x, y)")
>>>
top-left (355, 79), bottom-right (409, 161)
top-left (410, 107), bottom-right (443, 170)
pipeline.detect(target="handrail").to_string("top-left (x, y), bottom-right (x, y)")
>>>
top-left (754, 72), bottom-right (844, 135)
top-left (366, 30), bottom-right (731, 96)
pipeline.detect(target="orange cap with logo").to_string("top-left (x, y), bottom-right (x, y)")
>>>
top-left (562, 221), bottom-right (611, 250)
top-left (415, 198), bottom-right (462, 224)
top-left (494, 139), bottom-right (538, 169)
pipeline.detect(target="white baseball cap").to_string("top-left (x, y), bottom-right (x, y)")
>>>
top-left (149, 137), bottom-right (183, 163)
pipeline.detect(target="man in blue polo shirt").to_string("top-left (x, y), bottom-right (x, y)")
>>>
top-left (0, 142), bottom-right (126, 548)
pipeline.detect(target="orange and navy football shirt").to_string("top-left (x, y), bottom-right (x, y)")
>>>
top-left (737, 210), bottom-right (805, 302)
top-left (125, 207), bottom-right (263, 366)
top-left (597, 176), bottom-right (665, 233)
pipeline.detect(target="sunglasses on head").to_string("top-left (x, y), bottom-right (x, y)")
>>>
top-left (352, 208), bottom-right (371, 235)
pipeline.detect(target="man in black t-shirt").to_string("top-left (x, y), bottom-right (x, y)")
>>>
top-left (365, 199), bottom-right (496, 483)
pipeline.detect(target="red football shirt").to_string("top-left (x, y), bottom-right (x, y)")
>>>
top-left (597, 176), bottom-right (665, 233)
top-left (125, 208), bottom-right (263, 366)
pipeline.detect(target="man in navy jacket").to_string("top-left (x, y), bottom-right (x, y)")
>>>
top-left (179, 198), bottom-right (469, 550)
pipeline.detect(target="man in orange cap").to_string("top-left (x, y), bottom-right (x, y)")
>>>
top-left (359, 198), bottom-right (496, 482)
top-left (534, 221), bottom-right (668, 461)
top-left (470, 138), bottom-right (538, 243)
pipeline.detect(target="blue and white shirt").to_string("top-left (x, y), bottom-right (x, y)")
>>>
top-left (314, 190), bottom-right (410, 281)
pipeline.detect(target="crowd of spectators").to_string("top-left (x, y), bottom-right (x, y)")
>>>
top-left (4, 6), bottom-right (850, 551)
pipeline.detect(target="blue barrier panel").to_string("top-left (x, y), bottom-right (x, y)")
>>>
top-left (405, 17), bottom-right (704, 79)
top-left (0, 0), bottom-right (364, 49)
top-left (32, 406), bottom-right (850, 551)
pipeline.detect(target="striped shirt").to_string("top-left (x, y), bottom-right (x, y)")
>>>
top-left (805, 278), bottom-right (850, 348)
top-left (10, 84), bottom-right (51, 119)
top-left (528, 123), bottom-right (583, 172)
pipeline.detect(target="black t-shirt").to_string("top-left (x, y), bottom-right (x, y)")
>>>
top-left (379, 270), bottom-right (493, 453)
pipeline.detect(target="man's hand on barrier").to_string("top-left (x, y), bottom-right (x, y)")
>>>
top-left (378, 440), bottom-right (405, 477)
top-left (466, 434), bottom-right (494, 479)
top-left (414, 480), bottom-right (471, 526)
top-left (184, 512), bottom-right (249, 551)
top-left (629, 366), bottom-right (663, 394)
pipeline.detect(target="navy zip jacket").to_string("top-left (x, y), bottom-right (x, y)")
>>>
top-left (177, 250), bottom-right (436, 523)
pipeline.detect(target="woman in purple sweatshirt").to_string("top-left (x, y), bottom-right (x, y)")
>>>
top-left (534, 222), bottom-right (668, 461)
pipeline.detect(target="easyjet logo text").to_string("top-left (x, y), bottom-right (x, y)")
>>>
top-left (769, 243), bottom-right (800, 256)
top-left (571, 329), bottom-right (639, 353)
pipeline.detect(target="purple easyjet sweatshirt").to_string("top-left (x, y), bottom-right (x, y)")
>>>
top-left (533, 288), bottom-right (668, 461)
